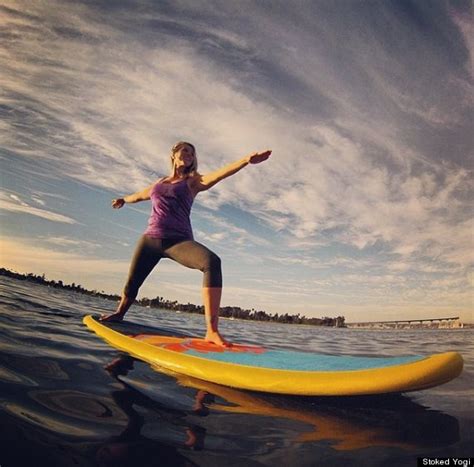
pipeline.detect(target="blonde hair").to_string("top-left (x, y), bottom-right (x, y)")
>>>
top-left (170, 141), bottom-right (199, 177)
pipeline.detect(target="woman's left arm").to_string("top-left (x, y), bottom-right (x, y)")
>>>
top-left (193, 150), bottom-right (271, 193)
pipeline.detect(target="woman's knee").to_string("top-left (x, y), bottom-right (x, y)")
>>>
top-left (203, 252), bottom-right (221, 273)
top-left (202, 252), bottom-right (222, 287)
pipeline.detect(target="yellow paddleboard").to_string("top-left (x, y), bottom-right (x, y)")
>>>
top-left (84, 315), bottom-right (463, 396)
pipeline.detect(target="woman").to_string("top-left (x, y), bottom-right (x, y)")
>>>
top-left (100, 142), bottom-right (272, 346)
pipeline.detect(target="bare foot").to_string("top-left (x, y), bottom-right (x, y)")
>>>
top-left (205, 330), bottom-right (232, 347)
top-left (99, 311), bottom-right (126, 323)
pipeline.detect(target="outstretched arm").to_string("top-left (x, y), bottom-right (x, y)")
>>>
top-left (111, 181), bottom-right (158, 209)
top-left (192, 150), bottom-right (272, 194)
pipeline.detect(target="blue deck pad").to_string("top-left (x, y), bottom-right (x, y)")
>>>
top-left (184, 349), bottom-right (425, 371)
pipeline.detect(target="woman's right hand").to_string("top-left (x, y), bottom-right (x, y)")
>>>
top-left (247, 150), bottom-right (272, 164)
top-left (112, 198), bottom-right (125, 209)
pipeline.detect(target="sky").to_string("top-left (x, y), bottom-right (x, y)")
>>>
top-left (1, 0), bottom-right (473, 323)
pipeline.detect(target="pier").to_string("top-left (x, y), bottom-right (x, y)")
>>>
top-left (347, 316), bottom-right (463, 330)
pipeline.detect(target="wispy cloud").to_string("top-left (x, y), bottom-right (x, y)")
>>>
top-left (40, 236), bottom-right (101, 249)
top-left (195, 210), bottom-right (270, 247)
top-left (0, 191), bottom-right (76, 224)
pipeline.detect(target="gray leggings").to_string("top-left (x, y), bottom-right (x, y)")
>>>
top-left (123, 235), bottom-right (222, 299)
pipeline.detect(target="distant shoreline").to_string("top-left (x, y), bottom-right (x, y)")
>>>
top-left (0, 268), bottom-right (346, 327)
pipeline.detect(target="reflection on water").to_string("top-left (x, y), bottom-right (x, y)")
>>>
top-left (176, 374), bottom-right (460, 451)
top-left (95, 356), bottom-right (204, 466)
top-left (0, 276), bottom-right (472, 466)
top-left (102, 356), bottom-right (459, 453)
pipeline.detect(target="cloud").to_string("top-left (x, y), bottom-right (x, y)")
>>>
top-left (195, 210), bottom-right (270, 247)
top-left (0, 191), bottom-right (76, 224)
top-left (32, 191), bottom-right (70, 201)
top-left (31, 196), bottom-right (46, 206)
top-left (40, 236), bottom-right (101, 249)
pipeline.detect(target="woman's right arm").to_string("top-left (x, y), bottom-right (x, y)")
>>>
top-left (112, 181), bottom-right (157, 209)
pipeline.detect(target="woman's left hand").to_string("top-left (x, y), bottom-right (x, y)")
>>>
top-left (248, 150), bottom-right (272, 164)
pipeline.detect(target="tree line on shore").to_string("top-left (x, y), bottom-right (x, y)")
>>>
top-left (0, 268), bottom-right (345, 327)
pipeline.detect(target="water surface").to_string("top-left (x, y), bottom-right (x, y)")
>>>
top-left (0, 276), bottom-right (472, 466)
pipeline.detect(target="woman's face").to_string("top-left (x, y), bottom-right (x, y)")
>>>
top-left (173, 144), bottom-right (195, 167)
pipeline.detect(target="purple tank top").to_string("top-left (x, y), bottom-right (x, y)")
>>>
top-left (144, 179), bottom-right (194, 239)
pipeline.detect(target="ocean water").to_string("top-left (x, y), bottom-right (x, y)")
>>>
top-left (0, 275), bottom-right (472, 467)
